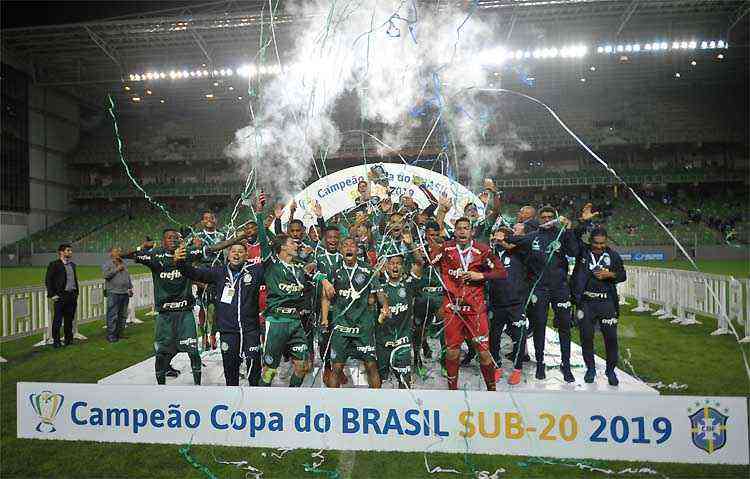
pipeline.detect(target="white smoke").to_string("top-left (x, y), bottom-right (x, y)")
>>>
top-left (225, 0), bottom-right (527, 198)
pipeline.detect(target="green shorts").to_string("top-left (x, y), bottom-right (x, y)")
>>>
top-left (376, 334), bottom-right (412, 379)
top-left (154, 311), bottom-right (198, 355)
top-left (330, 323), bottom-right (376, 364)
top-left (263, 318), bottom-right (308, 368)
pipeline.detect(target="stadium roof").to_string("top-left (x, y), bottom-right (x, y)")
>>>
top-left (2, 0), bottom-right (748, 111)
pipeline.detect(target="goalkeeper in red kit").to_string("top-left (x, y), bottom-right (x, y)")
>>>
top-left (428, 199), bottom-right (507, 391)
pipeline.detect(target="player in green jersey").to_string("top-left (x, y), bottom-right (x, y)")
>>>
top-left (125, 228), bottom-right (244, 385)
top-left (260, 233), bottom-right (327, 387)
top-left (192, 211), bottom-right (226, 350)
top-left (313, 225), bottom-right (345, 387)
top-left (377, 255), bottom-right (422, 389)
top-left (413, 221), bottom-right (447, 378)
top-left (320, 237), bottom-right (389, 388)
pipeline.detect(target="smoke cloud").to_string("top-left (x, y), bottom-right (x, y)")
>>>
top-left (225, 0), bottom-right (527, 198)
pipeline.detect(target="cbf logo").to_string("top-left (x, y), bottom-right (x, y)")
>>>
top-left (688, 400), bottom-right (729, 454)
top-left (29, 391), bottom-right (64, 433)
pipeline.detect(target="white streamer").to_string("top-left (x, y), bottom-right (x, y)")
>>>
top-left (465, 87), bottom-right (750, 383)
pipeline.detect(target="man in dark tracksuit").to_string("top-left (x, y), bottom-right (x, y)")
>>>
top-left (488, 231), bottom-right (527, 386)
top-left (503, 206), bottom-right (580, 382)
top-left (176, 243), bottom-right (264, 386)
top-left (571, 226), bottom-right (626, 386)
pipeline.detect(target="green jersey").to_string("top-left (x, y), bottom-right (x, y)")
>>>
top-left (192, 229), bottom-right (226, 266)
top-left (315, 247), bottom-right (343, 280)
top-left (134, 247), bottom-right (204, 312)
top-left (329, 260), bottom-right (381, 334)
top-left (263, 259), bottom-right (315, 323)
top-left (298, 238), bottom-right (317, 264)
top-left (380, 275), bottom-right (418, 347)
top-left (417, 264), bottom-right (445, 301)
top-left (375, 235), bottom-right (414, 270)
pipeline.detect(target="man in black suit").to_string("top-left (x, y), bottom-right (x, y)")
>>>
top-left (45, 244), bottom-right (79, 348)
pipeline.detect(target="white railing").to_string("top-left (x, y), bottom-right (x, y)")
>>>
top-left (2, 266), bottom-right (748, 356)
top-left (618, 266), bottom-right (750, 342)
top-left (0, 274), bottom-right (153, 350)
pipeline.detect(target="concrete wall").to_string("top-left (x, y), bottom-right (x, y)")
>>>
top-left (0, 74), bottom-right (80, 247)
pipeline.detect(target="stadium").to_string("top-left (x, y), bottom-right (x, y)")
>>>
top-left (1, 0), bottom-right (749, 477)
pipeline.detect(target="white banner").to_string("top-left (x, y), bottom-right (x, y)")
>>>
top-left (286, 162), bottom-right (485, 227)
top-left (18, 382), bottom-right (748, 465)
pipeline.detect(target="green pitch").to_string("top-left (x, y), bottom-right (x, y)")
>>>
top-left (1, 301), bottom-right (748, 478)
top-left (0, 265), bottom-right (149, 289)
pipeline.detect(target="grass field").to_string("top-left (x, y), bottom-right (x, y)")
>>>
top-left (0, 265), bottom-right (150, 289)
top-left (1, 262), bottom-right (749, 478)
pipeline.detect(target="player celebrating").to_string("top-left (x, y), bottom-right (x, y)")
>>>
top-left (501, 206), bottom-right (580, 382)
top-left (192, 211), bottom-right (226, 350)
top-left (320, 237), bottom-right (389, 388)
top-left (377, 255), bottom-right (421, 388)
top-left (311, 202), bottom-right (346, 386)
top-left (260, 233), bottom-right (325, 387)
top-left (125, 228), bottom-right (242, 385)
top-left (571, 223), bottom-right (626, 386)
top-left (413, 221), bottom-right (446, 378)
top-left (428, 207), bottom-right (507, 391)
top-left (488, 226), bottom-right (527, 385)
top-left (175, 242), bottom-right (264, 386)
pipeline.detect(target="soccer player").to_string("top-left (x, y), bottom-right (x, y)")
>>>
top-left (260, 233), bottom-right (325, 387)
top-left (428, 209), bottom-right (507, 391)
top-left (500, 206), bottom-right (580, 382)
top-left (311, 203), bottom-right (346, 386)
top-left (412, 221), bottom-right (446, 378)
top-left (377, 255), bottom-right (421, 388)
top-left (375, 211), bottom-right (417, 270)
top-left (320, 237), bottom-right (390, 388)
top-left (192, 211), bottom-right (226, 350)
top-left (124, 228), bottom-right (242, 385)
top-left (571, 225), bottom-right (626, 386)
top-left (175, 242), bottom-right (264, 386)
top-left (488, 227), bottom-right (527, 385)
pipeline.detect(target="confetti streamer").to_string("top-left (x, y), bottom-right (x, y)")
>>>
top-left (106, 93), bottom-right (187, 228)
top-left (179, 440), bottom-right (219, 479)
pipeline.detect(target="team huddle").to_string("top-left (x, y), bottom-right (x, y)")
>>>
top-left (124, 176), bottom-right (627, 391)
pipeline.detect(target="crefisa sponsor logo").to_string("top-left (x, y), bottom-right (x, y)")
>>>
top-left (29, 390), bottom-right (65, 433)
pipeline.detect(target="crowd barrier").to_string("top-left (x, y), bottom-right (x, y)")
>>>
top-left (618, 266), bottom-right (750, 342)
top-left (1, 267), bottom-right (748, 362)
top-left (0, 274), bottom-right (153, 360)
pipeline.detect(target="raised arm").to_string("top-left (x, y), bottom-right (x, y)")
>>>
top-left (312, 200), bottom-right (327, 233)
top-left (174, 244), bottom-right (218, 284)
top-left (435, 192), bottom-right (452, 237)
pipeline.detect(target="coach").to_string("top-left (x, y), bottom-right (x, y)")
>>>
top-left (102, 247), bottom-right (133, 342)
top-left (45, 244), bottom-right (79, 348)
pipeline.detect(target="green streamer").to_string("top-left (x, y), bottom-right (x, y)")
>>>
top-left (303, 463), bottom-right (341, 479)
top-left (106, 93), bottom-right (186, 227)
top-left (179, 441), bottom-right (219, 479)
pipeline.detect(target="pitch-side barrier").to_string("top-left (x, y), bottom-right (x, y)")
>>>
top-left (618, 266), bottom-right (750, 342)
top-left (0, 274), bottom-right (153, 361)
top-left (2, 267), bottom-right (748, 361)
